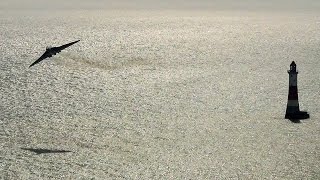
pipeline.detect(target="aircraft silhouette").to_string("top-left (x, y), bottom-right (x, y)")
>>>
top-left (21, 148), bottom-right (72, 154)
top-left (29, 40), bottom-right (80, 67)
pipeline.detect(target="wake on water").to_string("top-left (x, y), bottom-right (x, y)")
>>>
top-left (58, 52), bottom-right (154, 71)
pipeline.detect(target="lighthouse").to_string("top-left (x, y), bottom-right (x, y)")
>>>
top-left (285, 61), bottom-right (309, 120)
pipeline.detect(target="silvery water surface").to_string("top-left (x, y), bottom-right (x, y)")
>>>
top-left (1, 8), bottom-right (320, 179)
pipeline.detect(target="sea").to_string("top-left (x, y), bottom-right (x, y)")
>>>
top-left (1, 9), bottom-right (320, 179)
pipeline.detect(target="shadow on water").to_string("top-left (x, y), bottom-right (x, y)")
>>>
top-left (287, 111), bottom-right (310, 123)
top-left (21, 148), bottom-right (72, 155)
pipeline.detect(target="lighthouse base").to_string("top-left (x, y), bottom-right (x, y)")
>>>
top-left (285, 111), bottom-right (310, 120)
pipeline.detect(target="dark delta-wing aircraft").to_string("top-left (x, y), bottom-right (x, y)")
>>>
top-left (29, 40), bottom-right (80, 67)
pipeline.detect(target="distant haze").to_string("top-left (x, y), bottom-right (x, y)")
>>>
top-left (1, 0), bottom-right (320, 11)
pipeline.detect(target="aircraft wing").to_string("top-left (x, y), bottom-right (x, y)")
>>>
top-left (56, 40), bottom-right (80, 51)
top-left (29, 51), bottom-right (49, 67)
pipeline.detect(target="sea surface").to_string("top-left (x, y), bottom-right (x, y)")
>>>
top-left (1, 9), bottom-right (320, 179)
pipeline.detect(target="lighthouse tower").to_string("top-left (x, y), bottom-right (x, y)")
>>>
top-left (285, 61), bottom-right (299, 118)
top-left (285, 61), bottom-right (309, 119)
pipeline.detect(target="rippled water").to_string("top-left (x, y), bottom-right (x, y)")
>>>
top-left (1, 10), bottom-right (320, 179)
